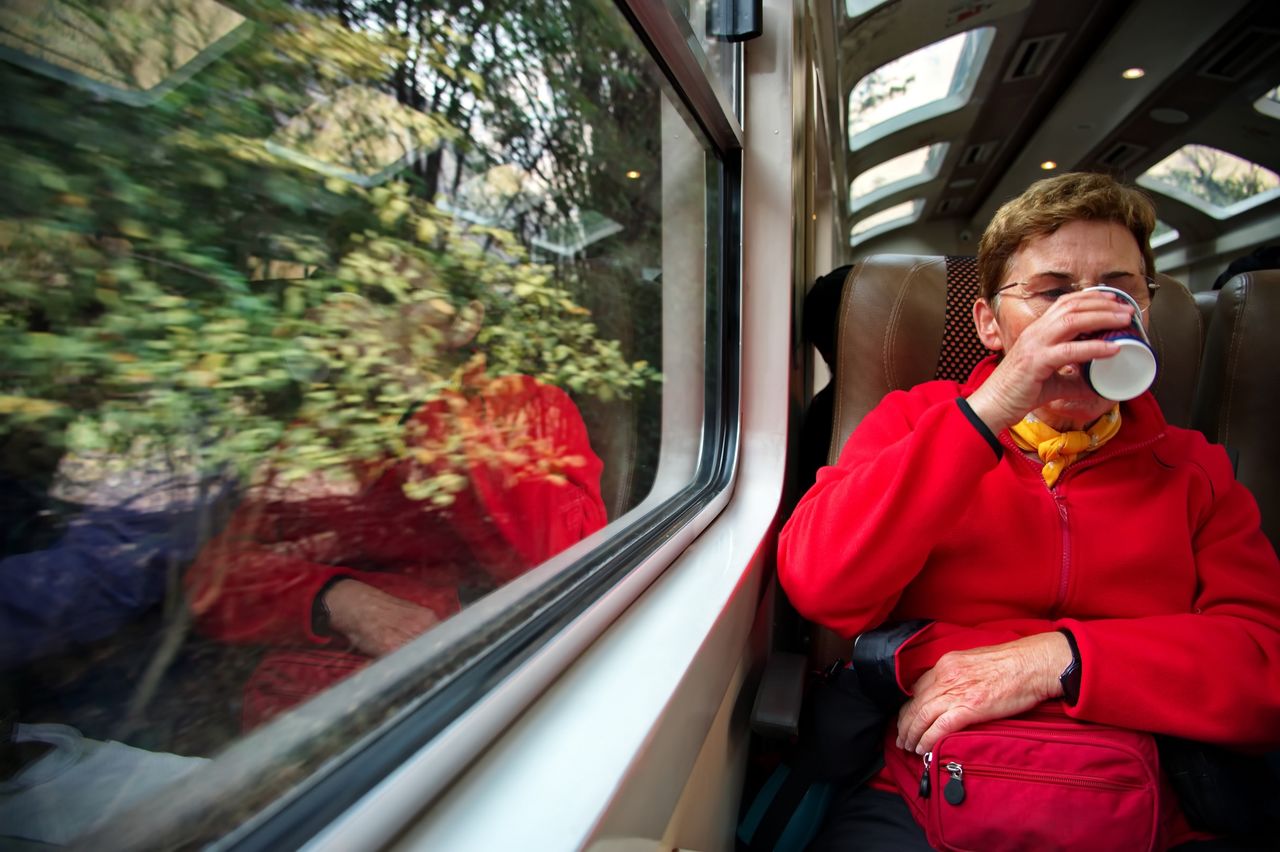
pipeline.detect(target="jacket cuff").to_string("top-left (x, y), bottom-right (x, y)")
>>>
top-left (851, 619), bottom-right (932, 710)
top-left (955, 397), bottom-right (1002, 459)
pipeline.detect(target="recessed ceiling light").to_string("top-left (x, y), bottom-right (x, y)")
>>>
top-left (1122, 67), bottom-right (1145, 80)
top-left (625, 170), bottom-right (641, 180)
top-left (1040, 160), bottom-right (1058, 170)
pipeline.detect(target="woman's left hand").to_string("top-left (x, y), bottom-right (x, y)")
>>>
top-left (896, 632), bottom-right (1072, 754)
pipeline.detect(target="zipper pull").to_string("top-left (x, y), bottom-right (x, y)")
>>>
top-left (918, 752), bottom-right (932, 798)
top-left (943, 761), bottom-right (965, 805)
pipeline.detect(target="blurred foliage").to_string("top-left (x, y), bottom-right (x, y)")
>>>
top-left (0, 0), bottom-right (661, 503)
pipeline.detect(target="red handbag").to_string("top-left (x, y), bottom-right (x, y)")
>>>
top-left (882, 703), bottom-right (1176, 852)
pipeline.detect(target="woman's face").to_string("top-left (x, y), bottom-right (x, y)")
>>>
top-left (982, 219), bottom-right (1148, 430)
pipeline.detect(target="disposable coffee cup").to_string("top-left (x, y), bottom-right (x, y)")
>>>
top-left (1081, 285), bottom-right (1157, 402)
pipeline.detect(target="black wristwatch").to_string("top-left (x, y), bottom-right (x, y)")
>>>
top-left (1057, 628), bottom-right (1082, 706)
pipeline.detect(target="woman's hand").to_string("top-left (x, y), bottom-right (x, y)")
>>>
top-left (896, 632), bottom-right (1072, 754)
top-left (323, 579), bottom-right (441, 657)
top-left (967, 291), bottom-right (1133, 433)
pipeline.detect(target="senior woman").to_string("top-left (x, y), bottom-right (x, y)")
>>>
top-left (778, 172), bottom-right (1280, 850)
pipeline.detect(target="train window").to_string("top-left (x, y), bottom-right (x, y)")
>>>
top-left (851, 142), bottom-right (950, 210)
top-left (1152, 219), bottom-right (1180, 249)
top-left (848, 27), bottom-right (994, 149)
top-left (681, 1), bottom-right (742, 120)
top-left (0, 0), bottom-right (727, 846)
top-left (850, 198), bottom-right (923, 244)
top-left (1139, 144), bottom-right (1280, 220)
top-left (1254, 85), bottom-right (1280, 121)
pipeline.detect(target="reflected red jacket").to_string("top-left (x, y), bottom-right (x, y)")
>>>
top-left (186, 375), bottom-right (605, 724)
top-left (779, 355), bottom-right (1280, 749)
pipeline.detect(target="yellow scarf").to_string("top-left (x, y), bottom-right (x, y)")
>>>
top-left (1009, 406), bottom-right (1122, 487)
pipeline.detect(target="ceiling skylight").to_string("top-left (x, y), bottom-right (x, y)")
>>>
top-left (851, 143), bottom-right (949, 210)
top-left (850, 199), bottom-right (922, 245)
top-left (1254, 85), bottom-right (1280, 121)
top-left (847, 28), bottom-right (994, 150)
top-left (845, 0), bottom-right (892, 18)
top-left (1151, 219), bottom-right (1179, 249)
top-left (1138, 145), bottom-right (1280, 220)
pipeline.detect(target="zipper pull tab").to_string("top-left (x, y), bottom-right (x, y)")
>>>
top-left (943, 761), bottom-right (965, 805)
top-left (918, 752), bottom-right (932, 798)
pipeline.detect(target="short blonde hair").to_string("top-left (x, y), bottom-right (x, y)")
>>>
top-left (977, 172), bottom-right (1158, 301)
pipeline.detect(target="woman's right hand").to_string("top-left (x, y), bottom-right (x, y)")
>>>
top-left (966, 290), bottom-right (1134, 432)
top-left (322, 579), bottom-right (441, 657)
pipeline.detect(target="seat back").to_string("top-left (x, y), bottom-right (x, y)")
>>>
top-left (808, 255), bottom-right (1204, 666)
top-left (1192, 270), bottom-right (1280, 547)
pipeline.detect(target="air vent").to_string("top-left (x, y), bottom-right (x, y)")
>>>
top-left (1198, 27), bottom-right (1280, 82)
top-left (959, 141), bottom-right (998, 167)
top-left (1097, 141), bottom-right (1147, 171)
top-left (936, 197), bottom-right (965, 215)
top-left (1003, 33), bottom-right (1066, 82)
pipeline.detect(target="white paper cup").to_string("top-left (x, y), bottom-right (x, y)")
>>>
top-left (1081, 286), bottom-right (1157, 401)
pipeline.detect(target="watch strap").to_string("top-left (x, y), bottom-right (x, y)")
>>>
top-left (1057, 627), bottom-right (1082, 706)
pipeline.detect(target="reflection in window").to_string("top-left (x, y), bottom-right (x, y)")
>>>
top-left (0, 0), bottom-right (249, 106)
top-left (1254, 85), bottom-right (1280, 120)
top-left (847, 28), bottom-right (993, 148)
top-left (850, 198), bottom-right (922, 244)
top-left (677, 1), bottom-right (741, 119)
top-left (851, 143), bottom-right (948, 209)
top-left (1138, 145), bottom-right (1280, 219)
top-left (0, 0), bottom-right (694, 845)
top-left (1151, 219), bottom-right (1180, 248)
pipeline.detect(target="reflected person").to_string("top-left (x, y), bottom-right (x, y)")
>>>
top-left (186, 296), bottom-right (606, 729)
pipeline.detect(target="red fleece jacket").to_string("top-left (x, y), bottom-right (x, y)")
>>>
top-left (186, 375), bottom-right (605, 726)
top-left (779, 355), bottom-right (1280, 749)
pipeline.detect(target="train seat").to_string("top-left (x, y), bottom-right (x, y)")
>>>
top-left (811, 254), bottom-right (1205, 666)
top-left (1192, 269), bottom-right (1280, 546)
top-left (1194, 290), bottom-right (1218, 344)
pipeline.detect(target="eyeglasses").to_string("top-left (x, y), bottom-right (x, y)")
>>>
top-left (993, 274), bottom-right (1159, 316)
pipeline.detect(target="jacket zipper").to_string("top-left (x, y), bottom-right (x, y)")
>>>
top-left (998, 429), bottom-right (1164, 617)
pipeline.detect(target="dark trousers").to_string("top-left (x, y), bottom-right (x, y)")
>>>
top-left (808, 785), bottom-right (1272, 851)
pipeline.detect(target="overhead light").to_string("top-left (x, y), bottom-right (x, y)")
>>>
top-left (1040, 160), bottom-right (1058, 170)
top-left (625, 170), bottom-right (641, 180)
top-left (1122, 67), bottom-right (1145, 80)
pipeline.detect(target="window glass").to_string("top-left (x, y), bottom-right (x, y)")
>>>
top-left (847, 28), bottom-right (994, 149)
top-left (1151, 219), bottom-right (1180, 248)
top-left (851, 143), bottom-right (949, 209)
top-left (850, 198), bottom-right (922, 243)
top-left (0, 0), bottom-right (711, 844)
top-left (1138, 145), bottom-right (1280, 219)
top-left (678, 1), bottom-right (741, 119)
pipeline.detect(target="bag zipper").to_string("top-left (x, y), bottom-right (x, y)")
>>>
top-left (922, 755), bottom-right (1145, 807)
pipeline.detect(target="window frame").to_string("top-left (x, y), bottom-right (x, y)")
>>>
top-left (70, 3), bottom-right (746, 850)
